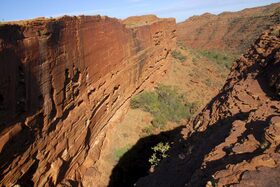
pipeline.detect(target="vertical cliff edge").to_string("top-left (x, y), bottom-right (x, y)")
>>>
top-left (0, 15), bottom-right (176, 186)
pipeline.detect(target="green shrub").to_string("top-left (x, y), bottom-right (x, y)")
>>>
top-left (130, 91), bottom-right (159, 111)
top-left (271, 28), bottom-right (280, 36)
top-left (187, 46), bottom-right (237, 70)
top-left (131, 85), bottom-right (194, 128)
top-left (114, 145), bottom-right (131, 160)
top-left (198, 50), bottom-right (236, 70)
top-left (142, 126), bottom-right (155, 136)
top-left (171, 50), bottom-right (187, 62)
top-left (115, 148), bottom-right (126, 160)
top-left (149, 142), bottom-right (170, 166)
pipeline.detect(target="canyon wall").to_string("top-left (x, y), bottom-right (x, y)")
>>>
top-left (137, 26), bottom-right (280, 186)
top-left (0, 15), bottom-right (176, 186)
top-left (177, 3), bottom-right (280, 54)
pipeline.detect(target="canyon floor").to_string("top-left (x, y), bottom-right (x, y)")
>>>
top-left (92, 43), bottom-right (234, 186)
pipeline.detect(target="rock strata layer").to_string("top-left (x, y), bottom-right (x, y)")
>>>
top-left (0, 15), bottom-right (176, 186)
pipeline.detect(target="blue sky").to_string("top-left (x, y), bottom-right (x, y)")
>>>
top-left (0, 0), bottom-right (279, 22)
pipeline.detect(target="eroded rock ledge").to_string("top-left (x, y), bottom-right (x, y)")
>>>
top-left (0, 15), bottom-right (176, 186)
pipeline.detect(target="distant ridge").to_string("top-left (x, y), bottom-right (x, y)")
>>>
top-left (177, 3), bottom-right (280, 54)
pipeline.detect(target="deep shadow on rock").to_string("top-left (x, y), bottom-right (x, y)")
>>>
top-left (108, 126), bottom-right (184, 187)
top-left (133, 111), bottom-right (272, 187)
top-left (0, 25), bottom-right (43, 186)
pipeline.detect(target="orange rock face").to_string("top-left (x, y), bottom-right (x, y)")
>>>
top-left (177, 3), bottom-right (280, 53)
top-left (0, 15), bottom-right (176, 186)
top-left (137, 26), bottom-right (280, 186)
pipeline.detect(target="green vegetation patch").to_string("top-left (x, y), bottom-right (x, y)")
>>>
top-left (271, 28), bottom-right (280, 36)
top-left (141, 126), bottom-right (155, 136)
top-left (171, 50), bottom-right (187, 62)
top-left (149, 142), bottom-right (170, 166)
top-left (197, 50), bottom-right (236, 70)
top-left (175, 40), bottom-right (238, 70)
top-left (115, 144), bottom-right (132, 160)
top-left (131, 85), bottom-right (197, 128)
top-left (176, 41), bottom-right (187, 50)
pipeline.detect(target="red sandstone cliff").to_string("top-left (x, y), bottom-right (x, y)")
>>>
top-left (137, 26), bottom-right (280, 186)
top-left (0, 15), bottom-right (176, 186)
top-left (177, 3), bottom-right (280, 54)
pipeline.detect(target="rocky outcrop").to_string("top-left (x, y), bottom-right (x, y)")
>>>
top-left (0, 15), bottom-right (176, 186)
top-left (137, 26), bottom-right (280, 186)
top-left (177, 3), bottom-right (280, 54)
top-left (122, 15), bottom-right (160, 28)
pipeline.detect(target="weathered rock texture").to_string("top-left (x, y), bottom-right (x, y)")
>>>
top-left (137, 26), bottom-right (280, 186)
top-left (0, 15), bottom-right (176, 186)
top-left (122, 15), bottom-right (160, 28)
top-left (177, 3), bottom-right (280, 54)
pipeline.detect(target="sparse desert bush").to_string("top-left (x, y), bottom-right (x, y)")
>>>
top-left (130, 91), bottom-right (158, 111)
top-left (192, 57), bottom-right (198, 65)
top-left (148, 142), bottom-right (170, 166)
top-left (131, 85), bottom-right (195, 128)
top-left (198, 50), bottom-right (236, 69)
top-left (204, 78), bottom-right (212, 87)
top-left (141, 126), bottom-right (155, 136)
top-left (177, 40), bottom-right (187, 50)
top-left (189, 101), bottom-right (200, 115)
top-left (271, 28), bottom-right (280, 36)
top-left (187, 47), bottom-right (236, 70)
top-left (171, 50), bottom-right (187, 62)
top-left (114, 145), bottom-right (131, 160)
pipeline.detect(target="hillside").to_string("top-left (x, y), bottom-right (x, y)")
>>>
top-left (177, 3), bottom-right (280, 54)
top-left (137, 25), bottom-right (280, 186)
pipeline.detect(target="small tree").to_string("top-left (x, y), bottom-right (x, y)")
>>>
top-left (149, 142), bottom-right (170, 166)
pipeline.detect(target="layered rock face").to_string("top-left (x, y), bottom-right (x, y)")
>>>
top-left (137, 26), bottom-right (280, 186)
top-left (0, 15), bottom-right (176, 186)
top-left (177, 3), bottom-right (280, 54)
